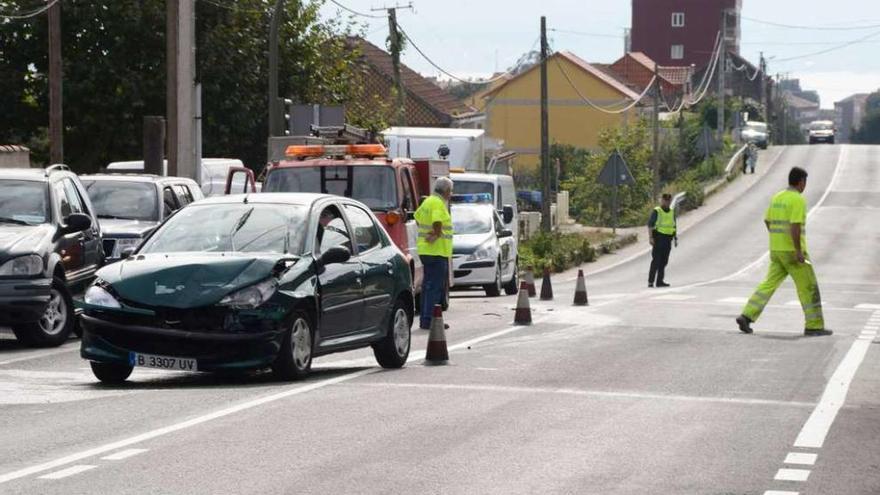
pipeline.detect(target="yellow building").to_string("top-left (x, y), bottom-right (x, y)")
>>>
top-left (483, 51), bottom-right (642, 171)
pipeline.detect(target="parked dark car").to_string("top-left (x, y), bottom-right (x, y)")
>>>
top-left (80, 174), bottom-right (203, 262)
top-left (0, 165), bottom-right (103, 347)
top-left (80, 193), bottom-right (414, 383)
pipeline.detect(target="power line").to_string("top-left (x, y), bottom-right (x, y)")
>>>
top-left (773, 28), bottom-right (880, 62)
top-left (548, 28), bottom-right (622, 39)
top-left (742, 15), bottom-right (880, 31)
top-left (553, 55), bottom-right (656, 115)
top-left (198, 0), bottom-right (267, 15)
top-left (0, 0), bottom-right (60, 20)
top-left (327, 0), bottom-right (383, 19)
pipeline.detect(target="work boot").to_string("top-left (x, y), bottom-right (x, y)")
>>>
top-left (804, 329), bottom-right (833, 337)
top-left (648, 282), bottom-right (654, 288)
top-left (736, 315), bottom-right (753, 334)
top-left (656, 282), bottom-right (670, 288)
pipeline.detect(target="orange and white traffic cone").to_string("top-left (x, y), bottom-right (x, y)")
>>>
top-left (573, 269), bottom-right (589, 306)
top-left (425, 305), bottom-right (449, 365)
top-left (514, 281), bottom-right (532, 325)
top-left (524, 266), bottom-right (537, 298)
top-left (540, 267), bottom-right (553, 301)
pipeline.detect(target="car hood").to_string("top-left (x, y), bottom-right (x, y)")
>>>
top-left (0, 224), bottom-right (52, 261)
top-left (98, 253), bottom-right (289, 308)
top-left (98, 218), bottom-right (159, 238)
top-left (453, 233), bottom-right (494, 255)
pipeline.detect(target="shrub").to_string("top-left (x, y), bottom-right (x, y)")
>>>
top-left (520, 232), bottom-right (597, 273)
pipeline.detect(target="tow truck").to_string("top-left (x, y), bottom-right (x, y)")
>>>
top-left (226, 126), bottom-right (450, 307)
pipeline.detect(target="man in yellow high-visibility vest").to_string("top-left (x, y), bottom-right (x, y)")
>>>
top-left (415, 176), bottom-right (454, 329)
top-left (648, 193), bottom-right (677, 288)
top-left (737, 167), bottom-right (832, 336)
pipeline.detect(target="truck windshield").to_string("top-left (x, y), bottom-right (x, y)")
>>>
top-left (264, 166), bottom-right (397, 211)
top-left (82, 180), bottom-right (159, 222)
top-left (0, 180), bottom-right (48, 225)
top-left (452, 181), bottom-right (493, 198)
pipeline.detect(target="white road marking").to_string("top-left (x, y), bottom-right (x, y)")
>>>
top-left (774, 468), bottom-right (811, 482)
top-left (764, 491), bottom-right (799, 495)
top-left (719, 297), bottom-right (748, 304)
top-left (785, 300), bottom-right (801, 306)
top-left (650, 294), bottom-right (696, 301)
top-left (101, 449), bottom-right (148, 461)
top-left (38, 465), bottom-right (97, 480)
top-left (0, 347), bottom-right (78, 367)
top-left (862, 325), bottom-right (878, 331)
top-left (352, 382), bottom-right (817, 408)
top-left (0, 368), bottom-right (377, 484)
top-left (793, 331), bottom-right (873, 449)
top-left (784, 452), bottom-right (817, 465)
top-left (855, 304), bottom-right (880, 310)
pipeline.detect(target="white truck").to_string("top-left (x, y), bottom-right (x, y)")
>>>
top-left (381, 127), bottom-right (487, 171)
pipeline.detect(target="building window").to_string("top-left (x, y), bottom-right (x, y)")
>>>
top-left (671, 45), bottom-right (684, 60)
top-left (672, 12), bottom-right (685, 27)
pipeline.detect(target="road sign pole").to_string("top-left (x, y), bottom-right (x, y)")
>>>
top-left (612, 173), bottom-right (618, 235)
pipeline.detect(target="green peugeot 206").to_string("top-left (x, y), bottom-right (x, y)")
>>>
top-left (79, 193), bottom-right (414, 384)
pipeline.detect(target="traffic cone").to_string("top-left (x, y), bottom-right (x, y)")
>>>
top-left (523, 266), bottom-right (536, 298)
top-left (424, 305), bottom-right (449, 365)
top-left (573, 269), bottom-right (589, 306)
top-left (540, 267), bottom-right (553, 301)
top-left (514, 281), bottom-right (532, 325)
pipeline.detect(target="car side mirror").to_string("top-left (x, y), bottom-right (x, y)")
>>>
top-left (499, 229), bottom-right (513, 238)
top-left (501, 205), bottom-right (514, 224)
top-left (62, 213), bottom-right (92, 234)
top-left (319, 246), bottom-right (351, 266)
top-left (120, 247), bottom-right (136, 260)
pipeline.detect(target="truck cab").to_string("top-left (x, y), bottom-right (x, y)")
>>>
top-left (227, 144), bottom-right (449, 294)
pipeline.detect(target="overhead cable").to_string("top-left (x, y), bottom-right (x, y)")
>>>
top-left (553, 56), bottom-right (657, 115)
top-left (773, 28), bottom-right (880, 62)
top-left (742, 15), bottom-right (880, 31)
top-left (0, 0), bottom-right (59, 20)
top-left (326, 0), bottom-right (384, 19)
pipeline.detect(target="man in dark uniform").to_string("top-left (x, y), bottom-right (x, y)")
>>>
top-left (648, 193), bottom-right (677, 288)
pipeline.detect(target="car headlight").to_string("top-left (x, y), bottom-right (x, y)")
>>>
top-left (218, 278), bottom-right (278, 309)
top-left (111, 238), bottom-right (142, 259)
top-left (0, 255), bottom-right (44, 277)
top-left (466, 241), bottom-right (496, 261)
top-left (84, 285), bottom-right (121, 309)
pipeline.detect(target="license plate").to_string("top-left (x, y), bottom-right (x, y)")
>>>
top-left (129, 352), bottom-right (197, 371)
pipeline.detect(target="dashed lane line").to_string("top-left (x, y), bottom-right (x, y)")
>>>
top-left (784, 453), bottom-right (817, 466)
top-left (100, 449), bottom-right (148, 461)
top-left (764, 491), bottom-right (799, 495)
top-left (649, 294), bottom-right (696, 301)
top-left (38, 465), bottom-right (97, 480)
top-left (774, 468), bottom-right (811, 482)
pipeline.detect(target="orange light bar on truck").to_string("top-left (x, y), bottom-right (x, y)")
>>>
top-left (285, 144), bottom-right (388, 158)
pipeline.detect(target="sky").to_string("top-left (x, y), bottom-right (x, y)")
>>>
top-left (319, 0), bottom-right (880, 109)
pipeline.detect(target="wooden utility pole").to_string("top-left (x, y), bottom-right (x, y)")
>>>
top-left (717, 10), bottom-right (727, 146)
top-left (48, 0), bottom-right (63, 164)
top-left (167, 0), bottom-right (196, 179)
top-left (374, 3), bottom-right (412, 126)
top-left (268, 0), bottom-right (285, 137)
top-left (540, 16), bottom-right (551, 233)
top-left (759, 52), bottom-right (767, 122)
top-left (143, 116), bottom-right (166, 176)
top-left (652, 63), bottom-right (660, 201)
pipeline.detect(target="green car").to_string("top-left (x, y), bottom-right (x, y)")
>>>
top-left (80, 193), bottom-right (414, 383)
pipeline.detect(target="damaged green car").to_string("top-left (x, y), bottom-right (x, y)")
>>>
top-left (79, 193), bottom-right (414, 383)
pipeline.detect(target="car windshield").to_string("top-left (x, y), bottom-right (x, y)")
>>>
top-left (452, 205), bottom-right (492, 235)
top-left (0, 180), bottom-right (48, 225)
top-left (83, 180), bottom-right (159, 221)
top-left (139, 203), bottom-right (307, 255)
top-left (264, 166), bottom-right (398, 211)
top-left (810, 122), bottom-right (834, 131)
top-left (745, 122), bottom-right (767, 132)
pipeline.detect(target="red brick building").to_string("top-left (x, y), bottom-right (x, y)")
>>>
top-left (630, 0), bottom-right (741, 68)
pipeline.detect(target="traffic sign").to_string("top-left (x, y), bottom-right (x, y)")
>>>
top-left (598, 151), bottom-right (635, 186)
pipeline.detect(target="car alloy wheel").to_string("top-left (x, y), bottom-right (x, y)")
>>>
top-left (373, 298), bottom-right (411, 369)
top-left (291, 317), bottom-right (312, 372)
top-left (273, 311), bottom-right (314, 380)
top-left (38, 288), bottom-right (67, 336)
top-left (392, 307), bottom-right (410, 358)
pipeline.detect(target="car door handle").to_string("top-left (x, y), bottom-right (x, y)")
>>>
top-left (385, 262), bottom-right (394, 274)
top-left (356, 277), bottom-right (362, 285)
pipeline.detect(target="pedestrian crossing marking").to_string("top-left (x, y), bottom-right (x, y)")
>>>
top-left (651, 294), bottom-right (696, 301)
top-left (719, 297), bottom-right (748, 304)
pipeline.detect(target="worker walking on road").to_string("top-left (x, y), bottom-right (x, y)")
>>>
top-left (648, 193), bottom-right (677, 288)
top-left (736, 167), bottom-right (832, 336)
top-left (415, 176), bottom-right (454, 330)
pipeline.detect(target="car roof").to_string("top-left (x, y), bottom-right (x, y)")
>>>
top-left (0, 168), bottom-right (52, 181)
top-left (191, 192), bottom-right (333, 207)
top-left (451, 172), bottom-right (512, 184)
top-left (80, 174), bottom-right (195, 183)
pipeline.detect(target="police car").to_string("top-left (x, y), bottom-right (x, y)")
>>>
top-left (450, 194), bottom-right (518, 297)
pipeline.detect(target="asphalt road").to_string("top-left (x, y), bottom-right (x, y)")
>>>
top-left (0, 144), bottom-right (878, 494)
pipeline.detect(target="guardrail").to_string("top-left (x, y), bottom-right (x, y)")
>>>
top-left (671, 144), bottom-right (749, 213)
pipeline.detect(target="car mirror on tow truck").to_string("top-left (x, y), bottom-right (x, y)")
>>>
top-left (61, 213), bottom-right (92, 235)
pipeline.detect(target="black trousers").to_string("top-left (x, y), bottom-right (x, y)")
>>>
top-left (649, 233), bottom-right (673, 284)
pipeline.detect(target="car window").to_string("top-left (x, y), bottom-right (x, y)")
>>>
top-left (494, 212), bottom-right (504, 233)
top-left (62, 179), bottom-right (86, 215)
top-left (344, 204), bottom-right (381, 253)
top-left (0, 180), bottom-right (48, 224)
top-left (53, 182), bottom-right (71, 218)
top-left (400, 169), bottom-right (416, 212)
top-left (83, 180), bottom-right (159, 221)
top-left (163, 186), bottom-right (179, 217)
top-left (316, 205), bottom-right (352, 254)
top-left (174, 184), bottom-right (194, 206)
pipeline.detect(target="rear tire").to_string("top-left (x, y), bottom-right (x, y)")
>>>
top-left (90, 362), bottom-right (133, 384)
top-left (272, 311), bottom-right (313, 380)
top-left (373, 298), bottom-right (411, 369)
top-left (12, 277), bottom-right (74, 348)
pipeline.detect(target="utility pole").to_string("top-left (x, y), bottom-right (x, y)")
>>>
top-left (717, 9), bottom-right (727, 146)
top-left (652, 63), bottom-right (660, 201)
top-left (268, 0), bottom-right (285, 138)
top-left (540, 16), bottom-right (551, 233)
top-left (374, 3), bottom-right (413, 126)
top-left (759, 52), bottom-right (767, 122)
top-left (48, 0), bottom-right (63, 164)
top-left (167, 0), bottom-right (196, 179)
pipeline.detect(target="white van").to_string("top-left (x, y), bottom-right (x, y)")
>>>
top-left (106, 158), bottom-right (249, 196)
top-left (450, 172), bottom-right (519, 252)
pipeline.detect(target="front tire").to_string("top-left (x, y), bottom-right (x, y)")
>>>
top-left (373, 298), bottom-right (411, 368)
top-left (12, 277), bottom-right (74, 348)
top-left (273, 311), bottom-right (313, 380)
top-left (90, 362), bottom-right (133, 384)
top-left (503, 261), bottom-right (519, 296)
top-left (484, 263), bottom-right (502, 297)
